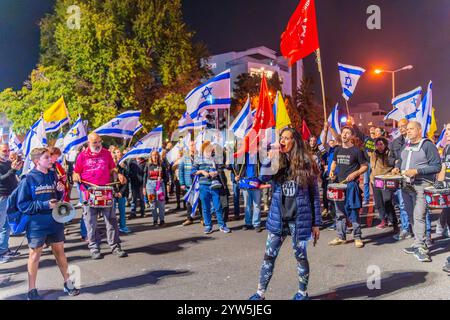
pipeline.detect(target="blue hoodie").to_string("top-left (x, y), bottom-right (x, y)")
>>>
top-left (17, 168), bottom-right (63, 238)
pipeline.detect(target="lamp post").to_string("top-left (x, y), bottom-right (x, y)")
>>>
top-left (374, 65), bottom-right (413, 127)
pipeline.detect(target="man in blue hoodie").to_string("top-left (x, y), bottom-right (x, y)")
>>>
top-left (17, 147), bottom-right (80, 300)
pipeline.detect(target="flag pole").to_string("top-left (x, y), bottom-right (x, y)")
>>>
top-left (345, 99), bottom-right (350, 116)
top-left (315, 48), bottom-right (327, 121)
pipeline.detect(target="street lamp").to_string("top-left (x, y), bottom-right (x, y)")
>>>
top-left (373, 65), bottom-right (413, 127)
top-left (373, 65), bottom-right (413, 99)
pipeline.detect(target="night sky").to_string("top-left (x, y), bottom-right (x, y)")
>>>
top-left (1, 0), bottom-right (449, 124)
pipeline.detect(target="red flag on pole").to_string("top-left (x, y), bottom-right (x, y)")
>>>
top-left (235, 75), bottom-right (275, 157)
top-left (301, 120), bottom-right (312, 141)
top-left (280, 0), bottom-right (320, 66)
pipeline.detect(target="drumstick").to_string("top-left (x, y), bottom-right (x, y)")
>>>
top-left (80, 180), bottom-right (99, 188)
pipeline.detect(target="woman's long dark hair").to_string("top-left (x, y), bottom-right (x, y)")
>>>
top-left (275, 127), bottom-right (320, 187)
top-left (374, 137), bottom-right (389, 167)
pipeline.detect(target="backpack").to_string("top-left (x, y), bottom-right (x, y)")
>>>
top-left (7, 176), bottom-right (30, 235)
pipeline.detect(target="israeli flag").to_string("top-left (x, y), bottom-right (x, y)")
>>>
top-left (384, 107), bottom-right (405, 122)
top-left (8, 130), bottom-right (22, 154)
top-left (230, 96), bottom-right (254, 139)
top-left (183, 175), bottom-right (200, 217)
top-left (185, 69), bottom-right (231, 119)
top-left (392, 86), bottom-right (422, 120)
top-left (94, 110), bottom-right (141, 139)
top-left (62, 116), bottom-right (88, 154)
top-left (318, 104), bottom-right (341, 146)
top-left (166, 133), bottom-right (191, 165)
top-left (119, 125), bottom-right (163, 165)
top-left (390, 128), bottom-right (402, 140)
top-left (338, 63), bottom-right (366, 101)
top-left (416, 81), bottom-right (432, 138)
top-left (22, 118), bottom-right (48, 175)
top-left (178, 112), bottom-right (207, 132)
top-left (436, 126), bottom-right (446, 149)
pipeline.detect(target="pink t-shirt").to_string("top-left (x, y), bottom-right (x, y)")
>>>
top-left (74, 148), bottom-right (116, 186)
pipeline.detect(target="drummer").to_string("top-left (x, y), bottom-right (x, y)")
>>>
top-left (392, 121), bottom-right (441, 262)
top-left (370, 138), bottom-right (399, 233)
top-left (73, 133), bottom-right (128, 260)
top-left (329, 126), bottom-right (368, 248)
top-left (433, 123), bottom-right (450, 272)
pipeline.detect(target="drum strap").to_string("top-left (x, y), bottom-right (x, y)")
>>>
top-left (404, 139), bottom-right (426, 170)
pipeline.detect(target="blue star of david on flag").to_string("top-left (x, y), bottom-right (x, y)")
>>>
top-left (344, 76), bottom-right (353, 89)
top-left (111, 119), bottom-right (121, 127)
top-left (201, 86), bottom-right (213, 100)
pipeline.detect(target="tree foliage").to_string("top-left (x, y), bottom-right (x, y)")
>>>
top-left (0, 0), bottom-right (209, 135)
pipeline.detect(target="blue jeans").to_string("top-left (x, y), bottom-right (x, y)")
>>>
top-left (426, 208), bottom-right (431, 238)
top-left (257, 222), bottom-right (309, 293)
top-left (232, 182), bottom-right (240, 217)
top-left (146, 180), bottom-right (165, 223)
top-left (363, 167), bottom-right (371, 203)
top-left (394, 189), bottom-right (410, 232)
top-left (243, 189), bottom-right (261, 227)
top-left (199, 184), bottom-right (225, 228)
top-left (114, 197), bottom-right (128, 229)
top-left (0, 216), bottom-right (10, 256)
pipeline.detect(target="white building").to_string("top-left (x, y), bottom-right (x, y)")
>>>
top-left (206, 46), bottom-right (303, 98)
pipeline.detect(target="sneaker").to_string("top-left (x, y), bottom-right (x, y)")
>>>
top-left (328, 238), bottom-right (346, 246)
top-left (220, 226), bottom-right (231, 233)
top-left (153, 220), bottom-right (158, 226)
top-left (393, 225), bottom-right (400, 234)
top-left (393, 230), bottom-right (412, 241)
top-left (204, 226), bottom-right (213, 234)
top-left (362, 200), bottom-right (369, 207)
top-left (321, 209), bottom-right (329, 217)
top-left (63, 280), bottom-right (80, 296)
top-left (292, 292), bottom-right (309, 300)
top-left (327, 223), bottom-right (336, 231)
top-left (249, 293), bottom-right (265, 300)
top-left (182, 219), bottom-right (194, 226)
top-left (27, 289), bottom-right (42, 300)
top-left (443, 262), bottom-right (450, 273)
top-left (0, 254), bottom-right (10, 264)
top-left (159, 221), bottom-right (166, 227)
top-left (255, 226), bottom-right (263, 233)
top-left (403, 246), bottom-right (416, 255)
top-left (91, 250), bottom-right (103, 260)
top-left (243, 225), bottom-right (254, 231)
top-left (74, 202), bottom-right (83, 209)
top-left (376, 220), bottom-right (387, 230)
top-left (128, 214), bottom-right (137, 220)
top-left (354, 239), bottom-right (364, 248)
top-left (119, 227), bottom-right (131, 234)
top-left (413, 247), bottom-right (431, 262)
top-left (112, 247), bottom-right (128, 258)
top-left (425, 237), bottom-right (433, 248)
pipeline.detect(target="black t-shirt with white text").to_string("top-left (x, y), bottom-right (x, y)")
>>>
top-left (333, 146), bottom-right (367, 183)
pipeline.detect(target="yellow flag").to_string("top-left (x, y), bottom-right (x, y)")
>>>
top-left (427, 107), bottom-right (437, 140)
top-left (43, 96), bottom-right (68, 123)
top-left (275, 91), bottom-right (291, 130)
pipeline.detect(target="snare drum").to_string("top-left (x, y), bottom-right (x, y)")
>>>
top-left (424, 187), bottom-right (450, 209)
top-left (374, 175), bottom-right (404, 190)
top-left (327, 183), bottom-right (347, 202)
top-left (87, 186), bottom-right (114, 208)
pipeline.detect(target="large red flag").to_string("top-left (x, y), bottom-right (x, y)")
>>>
top-left (280, 0), bottom-right (320, 66)
top-left (301, 120), bottom-right (312, 141)
top-left (235, 75), bottom-right (275, 157)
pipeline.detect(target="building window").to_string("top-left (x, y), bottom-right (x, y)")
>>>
top-left (249, 67), bottom-right (273, 79)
